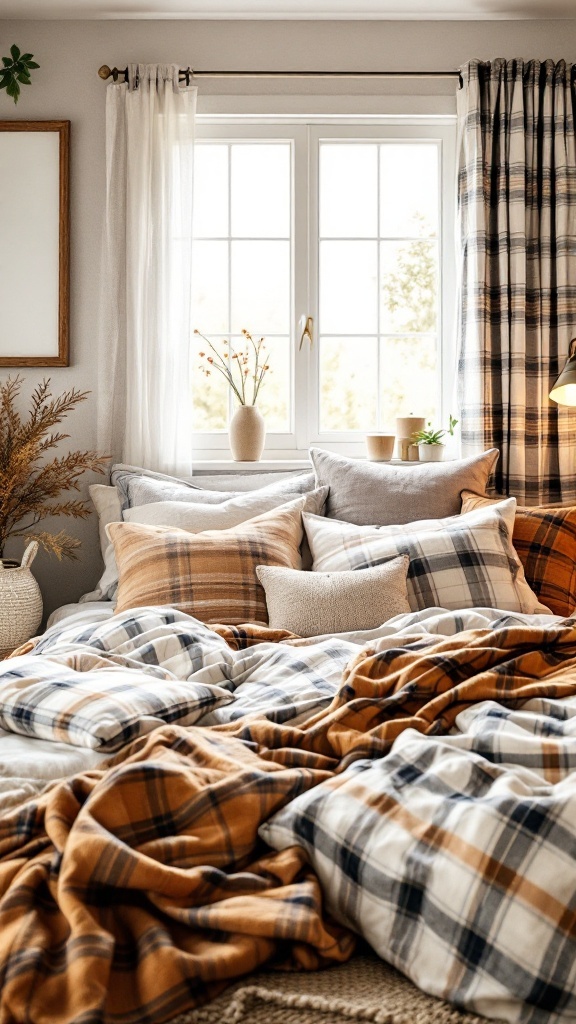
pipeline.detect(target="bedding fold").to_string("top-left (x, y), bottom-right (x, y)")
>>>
top-left (0, 726), bottom-right (352, 1024)
top-left (220, 620), bottom-right (576, 770)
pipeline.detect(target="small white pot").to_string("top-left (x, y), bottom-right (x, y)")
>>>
top-left (418, 443), bottom-right (445, 463)
top-left (229, 405), bottom-right (266, 462)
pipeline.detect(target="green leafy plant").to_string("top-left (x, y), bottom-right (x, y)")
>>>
top-left (0, 45), bottom-right (39, 104)
top-left (414, 413), bottom-right (459, 446)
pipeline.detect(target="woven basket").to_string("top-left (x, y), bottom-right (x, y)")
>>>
top-left (0, 542), bottom-right (43, 658)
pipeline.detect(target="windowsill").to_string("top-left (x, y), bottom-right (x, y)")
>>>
top-left (191, 458), bottom-right (425, 472)
top-left (192, 459), bottom-right (311, 472)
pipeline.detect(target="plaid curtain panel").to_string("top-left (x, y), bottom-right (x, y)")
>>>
top-left (457, 58), bottom-right (576, 505)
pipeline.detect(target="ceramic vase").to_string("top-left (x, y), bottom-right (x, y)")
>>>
top-left (229, 404), bottom-right (266, 462)
top-left (0, 541), bottom-right (43, 656)
top-left (418, 443), bottom-right (445, 463)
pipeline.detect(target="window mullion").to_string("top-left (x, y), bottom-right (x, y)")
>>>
top-left (293, 124), bottom-right (312, 452)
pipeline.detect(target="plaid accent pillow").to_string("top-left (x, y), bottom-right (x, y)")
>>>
top-left (0, 654), bottom-right (232, 750)
top-left (462, 492), bottom-right (576, 617)
top-left (108, 497), bottom-right (308, 625)
top-left (303, 498), bottom-right (550, 615)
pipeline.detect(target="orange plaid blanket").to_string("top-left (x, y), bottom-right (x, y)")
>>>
top-left (1, 620), bottom-right (576, 1023)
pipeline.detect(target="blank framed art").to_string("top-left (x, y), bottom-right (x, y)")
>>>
top-left (0, 120), bottom-right (70, 366)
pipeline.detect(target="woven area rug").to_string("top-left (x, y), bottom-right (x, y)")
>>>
top-left (170, 947), bottom-right (503, 1024)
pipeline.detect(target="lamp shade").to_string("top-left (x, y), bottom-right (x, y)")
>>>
top-left (550, 339), bottom-right (576, 406)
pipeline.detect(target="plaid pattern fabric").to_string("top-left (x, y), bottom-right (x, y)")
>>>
top-left (457, 59), bottom-right (576, 505)
top-left (30, 606), bottom-right (360, 731)
top-left (0, 651), bottom-right (232, 750)
top-left (262, 695), bottom-right (576, 1022)
top-left (0, 726), bottom-right (353, 1024)
top-left (303, 500), bottom-right (549, 615)
top-left (108, 498), bottom-right (307, 625)
top-left (462, 493), bottom-right (576, 616)
top-left (1, 611), bottom-right (576, 1021)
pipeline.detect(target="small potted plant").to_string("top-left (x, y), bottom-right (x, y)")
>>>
top-left (413, 414), bottom-right (458, 463)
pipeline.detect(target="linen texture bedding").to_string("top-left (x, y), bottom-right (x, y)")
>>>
top-left (0, 607), bottom-right (576, 1023)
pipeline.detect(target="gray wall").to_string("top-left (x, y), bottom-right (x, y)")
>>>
top-left (1, 16), bottom-right (576, 615)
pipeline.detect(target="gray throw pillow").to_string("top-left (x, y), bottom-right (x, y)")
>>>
top-left (256, 557), bottom-right (411, 637)
top-left (112, 464), bottom-right (316, 510)
top-left (310, 447), bottom-right (499, 526)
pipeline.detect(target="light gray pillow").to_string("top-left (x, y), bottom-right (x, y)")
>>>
top-left (256, 557), bottom-right (410, 637)
top-left (310, 447), bottom-right (499, 526)
top-left (186, 471), bottom-right (309, 492)
top-left (114, 465), bottom-right (316, 510)
top-left (111, 464), bottom-right (206, 510)
top-left (124, 487), bottom-right (329, 532)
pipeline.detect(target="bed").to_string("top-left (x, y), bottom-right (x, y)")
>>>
top-left (0, 451), bottom-right (575, 1024)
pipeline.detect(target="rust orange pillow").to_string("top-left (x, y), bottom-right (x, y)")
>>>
top-left (461, 491), bottom-right (576, 617)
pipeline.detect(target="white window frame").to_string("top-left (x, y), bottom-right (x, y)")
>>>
top-left (193, 115), bottom-right (457, 461)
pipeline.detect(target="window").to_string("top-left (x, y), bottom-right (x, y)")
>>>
top-left (191, 118), bottom-right (456, 458)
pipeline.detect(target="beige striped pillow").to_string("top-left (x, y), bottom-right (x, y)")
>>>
top-left (107, 497), bottom-right (307, 625)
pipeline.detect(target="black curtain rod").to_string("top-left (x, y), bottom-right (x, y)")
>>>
top-left (98, 64), bottom-right (463, 86)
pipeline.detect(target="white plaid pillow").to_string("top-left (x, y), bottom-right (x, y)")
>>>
top-left (303, 498), bottom-right (550, 615)
top-left (0, 654), bottom-right (232, 750)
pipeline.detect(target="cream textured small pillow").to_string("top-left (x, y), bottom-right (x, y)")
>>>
top-left (108, 497), bottom-right (307, 626)
top-left (256, 557), bottom-right (411, 637)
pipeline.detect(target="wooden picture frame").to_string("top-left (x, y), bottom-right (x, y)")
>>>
top-left (0, 120), bottom-right (70, 366)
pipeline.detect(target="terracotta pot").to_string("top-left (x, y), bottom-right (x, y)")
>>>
top-left (0, 541), bottom-right (42, 656)
top-left (229, 405), bottom-right (266, 462)
top-left (418, 443), bottom-right (445, 463)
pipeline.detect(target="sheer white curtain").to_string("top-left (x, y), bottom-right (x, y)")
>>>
top-left (98, 64), bottom-right (197, 474)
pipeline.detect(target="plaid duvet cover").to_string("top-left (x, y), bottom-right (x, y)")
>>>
top-left (0, 607), bottom-right (575, 1022)
top-left (262, 697), bottom-right (576, 1024)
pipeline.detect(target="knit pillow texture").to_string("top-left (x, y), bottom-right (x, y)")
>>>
top-left (256, 556), bottom-right (411, 637)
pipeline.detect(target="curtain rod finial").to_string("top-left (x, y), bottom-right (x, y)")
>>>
top-left (98, 65), bottom-right (112, 80)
